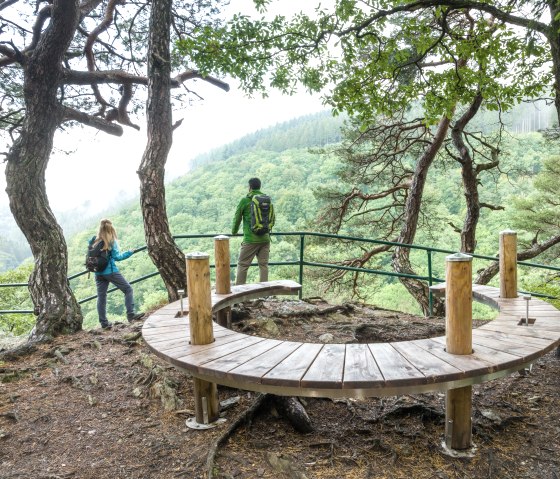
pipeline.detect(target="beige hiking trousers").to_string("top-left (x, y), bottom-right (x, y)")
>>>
top-left (235, 242), bottom-right (270, 285)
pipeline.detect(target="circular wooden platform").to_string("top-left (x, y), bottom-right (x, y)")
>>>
top-left (142, 281), bottom-right (560, 398)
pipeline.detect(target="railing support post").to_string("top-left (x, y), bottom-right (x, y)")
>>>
top-left (186, 252), bottom-right (219, 424)
top-left (499, 229), bottom-right (518, 298)
top-left (214, 235), bottom-right (232, 328)
top-left (298, 234), bottom-right (305, 300)
top-left (445, 253), bottom-right (473, 451)
top-left (427, 249), bottom-right (433, 317)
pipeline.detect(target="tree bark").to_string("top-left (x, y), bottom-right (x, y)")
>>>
top-left (4, 0), bottom-right (82, 340)
top-left (548, 1), bottom-right (560, 127)
top-left (391, 113), bottom-right (454, 316)
top-left (138, 0), bottom-right (186, 301)
top-left (451, 93), bottom-right (484, 253)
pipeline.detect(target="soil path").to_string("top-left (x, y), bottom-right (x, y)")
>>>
top-left (1, 298), bottom-right (559, 478)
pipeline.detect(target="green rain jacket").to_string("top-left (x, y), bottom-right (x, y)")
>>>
top-left (232, 189), bottom-right (271, 244)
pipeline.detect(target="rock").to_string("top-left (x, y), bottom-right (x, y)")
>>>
top-left (261, 319), bottom-right (280, 336)
top-left (318, 333), bottom-right (334, 343)
top-left (220, 396), bottom-right (240, 411)
top-left (266, 452), bottom-right (308, 479)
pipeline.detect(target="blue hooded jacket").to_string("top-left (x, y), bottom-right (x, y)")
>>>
top-left (88, 236), bottom-right (133, 275)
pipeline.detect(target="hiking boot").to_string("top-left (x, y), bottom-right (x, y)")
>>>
top-left (127, 312), bottom-right (145, 323)
top-left (101, 321), bottom-right (113, 330)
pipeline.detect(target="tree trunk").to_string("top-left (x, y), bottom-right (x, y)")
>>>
top-left (451, 93), bottom-right (484, 254)
top-left (4, 1), bottom-right (82, 341)
top-left (392, 113), bottom-right (453, 316)
top-left (549, 1), bottom-right (560, 127)
top-left (138, 0), bottom-right (186, 301)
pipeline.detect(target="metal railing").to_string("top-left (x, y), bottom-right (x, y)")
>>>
top-left (1, 231), bottom-right (559, 316)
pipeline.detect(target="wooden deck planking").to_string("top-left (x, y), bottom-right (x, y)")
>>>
top-left (177, 335), bottom-right (266, 365)
top-left (413, 338), bottom-right (497, 375)
top-left (343, 343), bottom-right (384, 388)
top-left (262, 343), bottom-right (324, 387)
top-left (391, 340), bottom-right (463, 383)
top-left (199, 338), bottom-right (285, 380)
top-left (301, 344), bottom-right (346, 389)
top-left (431, 337), bottom-right (523, 372)
top-left (143, 280), bottom-right (560, 397)
top-left (368, 343), bottom-right (425, 385)
top-left (474, 327), bottom-right (557, 348)
top-left (471, 331), bottom-right (545, 361)
top-left (227, 341), bottom-right (303, 383)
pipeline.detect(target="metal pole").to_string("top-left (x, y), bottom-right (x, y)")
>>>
top-left (427, 249), bottom-right (433, 317)
top-left (298, 234), bottom-right (305, 299)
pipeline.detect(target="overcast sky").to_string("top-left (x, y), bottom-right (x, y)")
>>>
top-left (0, 1), bottom-right (328, 215)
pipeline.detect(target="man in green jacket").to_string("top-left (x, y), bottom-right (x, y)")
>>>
top-left (232, 177), bottom-right (272, 285)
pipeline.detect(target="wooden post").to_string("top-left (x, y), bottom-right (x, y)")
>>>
top-left (446, 253), bottom-right (472, 356)
top-left (445, 252), bottom-right (473, 450)
top-left (499, 229), bottom-right (518, 299)
top-left (186, 252), bottom-right (219, 424)
top-left (214, 235), bottom-right (231, 328)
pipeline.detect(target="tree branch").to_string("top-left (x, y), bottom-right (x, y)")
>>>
top-left (475, 233), bottom-right (560, 284)
top-left (62, 68), bottom-right (230, 92)
top-left (0, 0), bottom-right (19, 11)
top-left (60, 105), bottom-right (123, 136)
top-left (479, 202), bottom-right (504, 211)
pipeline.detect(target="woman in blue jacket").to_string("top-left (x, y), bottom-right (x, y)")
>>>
top-left (89, 219), bottom-right (144, 329)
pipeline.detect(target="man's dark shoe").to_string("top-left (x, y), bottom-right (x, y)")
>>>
top-left (101, 321), bottom-right (113, 330)
top-left (127, 312), bottom-right (145, 323)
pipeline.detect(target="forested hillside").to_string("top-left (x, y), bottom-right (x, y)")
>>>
top-left (1, 110), bottom-right (558, 333)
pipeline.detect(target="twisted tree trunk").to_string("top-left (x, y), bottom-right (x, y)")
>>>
top-left (392, 113), bottom-right (453, 316)
top-left (138, 0), bottom-right (186, 301)
top-left (4, 0), bottom-right (82, 340)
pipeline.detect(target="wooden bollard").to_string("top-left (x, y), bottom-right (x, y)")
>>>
top-left (186, 252), bottom-right (219, 424)
top-left (445, 253), bottom-right (473, 451)
top-left (499, 229), bottom-right (518, 298)
top-left (214, 235), bottom-right (231, 328)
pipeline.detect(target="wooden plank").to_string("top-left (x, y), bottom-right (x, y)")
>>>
top-left (414, 338), bottom-right (494, 375)
top-left (228, 342), bottom-right (303, 382)
top-left (262, 343), bottom-right (323, 387)
top-left (301, 344), bottom-right (346, 389)
top-left (391, 340), bottom-right (463, 383)
top-left (343, 343), bottom-right (384, 389)
top-left (431, 336), bottom-right (524, 372)
top-left (178, 335), bottom-right (266, 366)
top-left (474, 327), bottom-right (557, 348)
top-left (472, 331), bottom-right (545, 359)
top-left (368, 343), bottom-right (425, 385)
top-left (485, 320), bottom-right (560, 338)
top-left (155, 329), bottom-right (239, 353)
top-left (200, 339), bottom-right (284, 377)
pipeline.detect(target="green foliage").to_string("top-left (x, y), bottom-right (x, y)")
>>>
top-left (0, 264), bottom-right (34, 336)
top-left (2, 112), bottom-right (559, 331)
top-left (179, 1), bottom-right (552, 126)
top-left (510, 155), bottom-right (560, 238)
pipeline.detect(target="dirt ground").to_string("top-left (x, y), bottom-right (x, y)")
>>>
top-left (1, 297), bottom-right (559, 479)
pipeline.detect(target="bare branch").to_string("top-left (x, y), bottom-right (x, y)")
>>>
top-left (60, 105), bottom-right (123, 136)
top-left (479, 202), bottom-right (504, 211)
top-left (0, 0), bottom-right (19, 11)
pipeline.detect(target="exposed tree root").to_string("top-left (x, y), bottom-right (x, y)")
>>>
top-left (207, 394), bottom-right (314, 477)
top-left (207, 393), bottom-right (268, 479)
top-left (0, 341), bottom-right (39, 362)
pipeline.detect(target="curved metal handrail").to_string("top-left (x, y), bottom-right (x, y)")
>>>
top-left (1, 231), bottom-right (558, 315)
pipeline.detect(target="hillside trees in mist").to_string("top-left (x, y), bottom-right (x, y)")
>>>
top-left (0, 1), bottom-right (228, 340)
top-left (183, 1), bottom-right (558, 314)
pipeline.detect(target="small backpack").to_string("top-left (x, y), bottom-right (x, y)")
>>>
top-left (85, 239), bottom-right (110, 273)
top-left (250, 194), bottom-right (275, 235)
